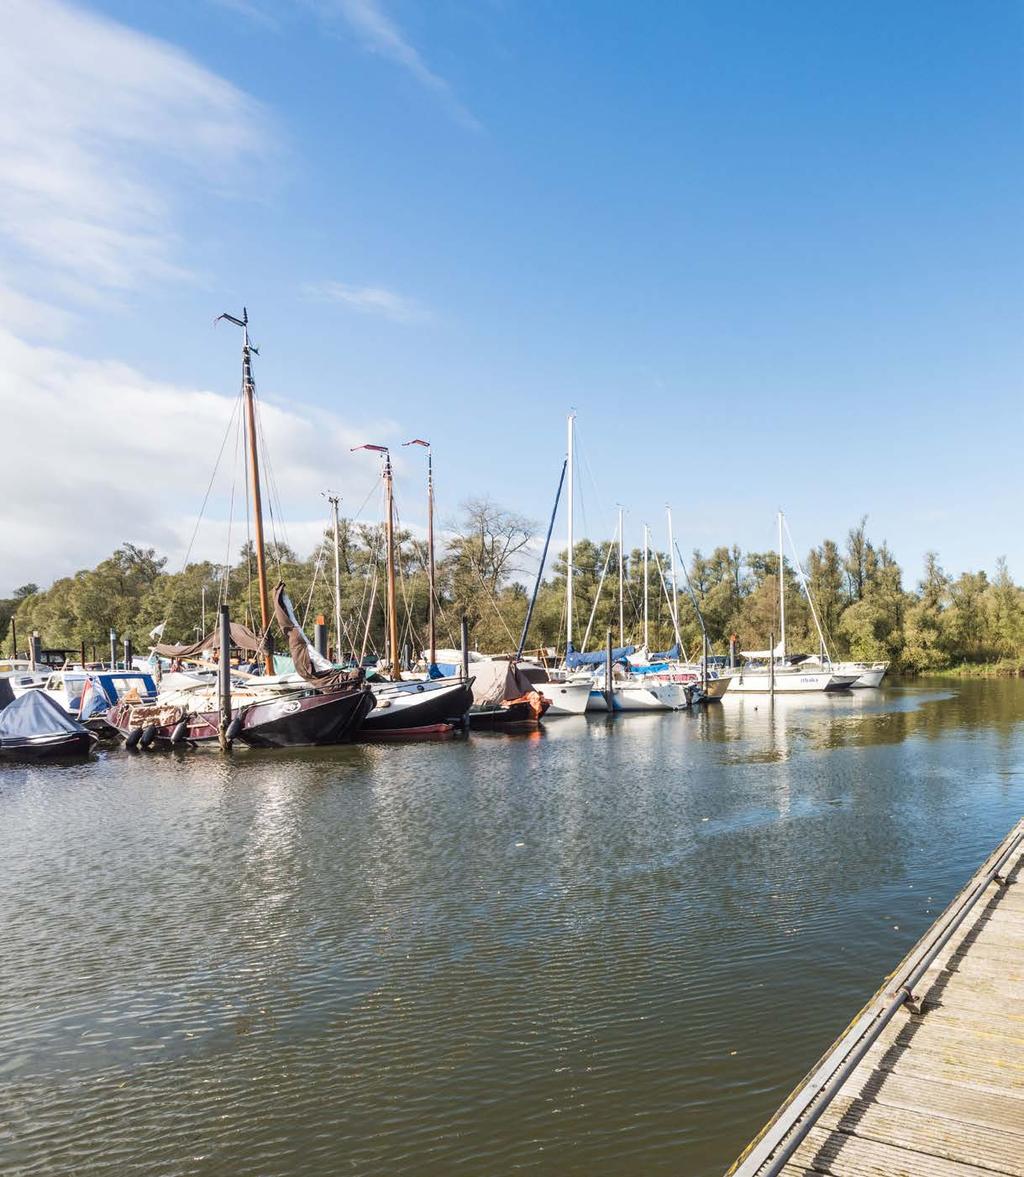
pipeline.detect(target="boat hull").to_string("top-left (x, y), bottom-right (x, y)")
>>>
top-left (0, 731), bottom-right (97, 760)
top-left (587, 685), bottom-right (672, 711)
top-left (724, 670), bottom-right (847, 693)
top-left (362, 679), bottom-right (473, 732)
top-left (468, 698), bottom-right (549, 730)
top-left (536, 680), bottom-right (591, 716)
top-left (234, 688), bottom-right (374, 747)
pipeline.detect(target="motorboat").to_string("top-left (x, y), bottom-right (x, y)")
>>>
top-left (361, 676), bottom-right (474, 734)
top-left (0, 691), bottom-right (97, 759)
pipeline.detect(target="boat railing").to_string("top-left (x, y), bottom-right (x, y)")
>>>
top-left (726, 816), bottom-right (1024, 1176)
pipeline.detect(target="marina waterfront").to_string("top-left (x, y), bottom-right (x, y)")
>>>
top-left (2, 679), bottom-right (1023, 1176)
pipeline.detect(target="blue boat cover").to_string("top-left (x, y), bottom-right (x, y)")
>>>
top-left (647, 644), bottom-right (681, 662)
top-left (0, 691), bottom-right (88, 740)
top-left (564, 643), bottom-right (636, 670)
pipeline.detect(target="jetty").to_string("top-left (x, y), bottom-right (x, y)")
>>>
top-left (726, 817), bottom-right (1024, 1177)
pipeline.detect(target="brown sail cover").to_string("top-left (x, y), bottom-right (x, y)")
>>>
top-left (272, 582), bottom-right (364, 692)
top-left (152, 621), bottom-right (265, 660)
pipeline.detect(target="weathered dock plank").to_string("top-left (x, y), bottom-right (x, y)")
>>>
top-left (726, 818), bottom-right (1024, 1177)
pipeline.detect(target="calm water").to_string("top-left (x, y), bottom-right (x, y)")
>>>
top-left (2, 679), bottom-right (1022, 1176)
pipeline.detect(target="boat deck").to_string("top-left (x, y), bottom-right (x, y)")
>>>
top-left (726, 817), bottom-right (1024, 1177)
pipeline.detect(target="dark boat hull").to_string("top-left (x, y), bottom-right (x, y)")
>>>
top-left (234, 687), bottom-right (374, 747)
top-left (109, 687), bottom-right (374, 748)
top-left (0, 731), bottom-right (97, 760)
top-left (468, 698), bottom-right (548, 731)
top-left (362, 680), bottom-right (474, 732)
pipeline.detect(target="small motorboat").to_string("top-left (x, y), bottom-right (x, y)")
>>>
top-left (0, 691), bottom-right (98, 760)
top-left (361, 677), bottom-right (474, 735)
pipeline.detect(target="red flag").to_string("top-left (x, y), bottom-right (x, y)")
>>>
top-left (351, 443), bottom-right (389, 453)
top-left (403, 438), bottom-right (430, 447)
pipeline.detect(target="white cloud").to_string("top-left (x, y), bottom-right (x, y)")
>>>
top-left (0, 0), bottom-right (269, 299)
top-left (0, 329), bottom-right (403, 591)
top-left (0, 285), bottom-right (75, 341)
top-left (304, 280), bottom-right (433, 324)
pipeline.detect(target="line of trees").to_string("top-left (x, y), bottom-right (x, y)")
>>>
top-left (5, 512), bottom-right (1024, 672)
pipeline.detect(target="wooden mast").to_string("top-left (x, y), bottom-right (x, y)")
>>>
top-left (219, 308), bottom-right (274, 675)
top-left (427, 447), bottom-right (435, 668)
top-left (383, 451), bottom-right (400, 680)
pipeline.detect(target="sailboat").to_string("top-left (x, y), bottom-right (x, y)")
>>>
top-left (108, 309), bottom-right (374, 747)
top-left (352, 442), bottom-right (474, 736)
top-left (722, 513), bottom-right (856, 694)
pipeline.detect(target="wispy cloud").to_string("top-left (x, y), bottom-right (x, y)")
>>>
top-left (331, 0), bottom-right (479, 128)
top-left (223, 0), bottom-right (479, 128)
top-left (305, 280), bottom-right (433, 324)
top-left (0, 0), bottom-right (270, 304)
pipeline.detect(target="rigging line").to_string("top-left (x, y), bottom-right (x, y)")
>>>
top-left (651, 549), bottom-right (680, 649)
top-left (301, 526), bottom-right (330, 628)
top-left (180, 388), bottom-right (243, 574)
top-left (222, 392), bottom-right (248, 608)
top-left (392, 505), bottom-right (423, 659)
top-left (783, 516), bottom-right (834, 660)
top-left (579, 531), bottom-right (616, 653)
top-left (252, 396), bottom-right (287, 577)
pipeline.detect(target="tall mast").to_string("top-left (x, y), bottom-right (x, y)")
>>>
top-left (667, 505), bottom-right (682, 651)
top-left (354, 444), bottom-right (401, 680)
top-left (328, 493), bottom-right (342, 661)
top-left (617, 505), bottom-right (625, 647)
top-left (778, 509), bottom-right (786, 658)
top-left (643, 523), bottom-right (650, 650)
top-left (403, 439), bottom-right (435, 667)
top-left (218, 308), bottom-right (273, 675)
top-left (566, 412), bottom-right (575, 655)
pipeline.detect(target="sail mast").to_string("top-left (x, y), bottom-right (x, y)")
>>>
top-left (778, 509), bottom-right (786, 658)
top-left (219, 308), bottom-right (274, 675)
top-left (403, 439), bottom-right (435, 668)
top-left (618, 506), bottom-right (625, 647)
top-left (643, 523), bottom-right (650, 650)
top-left (328, 494), bottom-right (342, 660)
top-left (383, 451), bottom-right (400, 680)
top-left (353, 444), bottom-right (401, 680)
top-left (566, 413), bottom-right (575, 656)
top-left (667, 505), bottom-right (682, 650)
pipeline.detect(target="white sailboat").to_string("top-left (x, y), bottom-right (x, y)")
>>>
top-left (722, 513), bottom-right (854, 694)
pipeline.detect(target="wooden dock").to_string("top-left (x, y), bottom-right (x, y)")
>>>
top-left (726, 817), bottom-right (1024, 1177)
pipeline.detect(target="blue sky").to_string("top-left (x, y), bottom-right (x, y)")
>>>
top-left (2, 0), bottom-right (1022, 591)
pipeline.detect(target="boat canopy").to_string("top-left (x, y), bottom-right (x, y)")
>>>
top-left (565, 643), bottom-right (635, 670)
top-left (153, 622), bottom-right (265, 659)
top-left (0, 691), bottom-right (87, 741)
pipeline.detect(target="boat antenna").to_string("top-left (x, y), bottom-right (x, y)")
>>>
top-left (216, 307), bottom-right (274, 675)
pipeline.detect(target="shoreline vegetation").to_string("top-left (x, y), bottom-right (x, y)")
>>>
top-left (3, 512), bottom-right (1021, 674)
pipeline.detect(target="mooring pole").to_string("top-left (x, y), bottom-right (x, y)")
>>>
top-left (219, 604), bottom-right (232, 752)
top-left (109, 629), bottom-right (116, 670)
top-left (10, 617), bottom-right (16, 659)
top-left (769, 630), bottom-right (776, 698)
top-left (605, 628), bottom-right (614, 711)
top-left (460, 615), bottom-right (469, 683)
top-left (702, 632), bottom-right (709, 696)
top-left (314, 615), bottom-right (327, 658)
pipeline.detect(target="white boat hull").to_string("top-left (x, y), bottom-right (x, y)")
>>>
top-left (834, 662), bottom-right (888, 688)
top-left (587, 685), bottom-right (672, 711)
top-left (724, 670), bottom-right (846, 694)
top-left (537, 681), bottom-right (592, 716)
